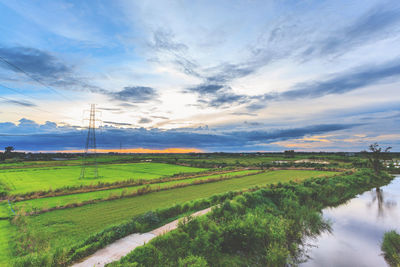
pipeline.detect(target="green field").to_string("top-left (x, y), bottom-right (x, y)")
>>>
top-left (22, 170), bottom-right (336, 254)
top-left (0, 163), bottom-right (205, 195)
top-left (0, 156), bottom-right (134, 169)
top-left (0, 220), bottom-right (13, 265)
top-left (0, 201), bottom-right (11, 217)
top-left (0, 154), bottom-right (342, 266)
top-left (0, 153), bottom-right (354, 170)
top-left (12, 170), bottom-right (259, 213)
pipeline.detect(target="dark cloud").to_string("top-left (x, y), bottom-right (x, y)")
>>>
top-left (0, 98), bottom-right (37, 107)
top-left (230, 112), bottom-right (258, 117)
top-left (97, 107), bottom-right (122, 111)
top-left (118, 103), bottom-right (137, 108)
top-left (186, 84), bottom-right (224, 95)
top-left (246, 59), bottom-right (400, 111)
top-left (0, 118), bottom-right (361, 151)
top-left (181, 3), bottom-right (400, 109)
top-left (185, 81), bottom-right (249, 109)
top-left (151, 115), bottom-right (169, 120)
top-left (208, 93), bottom-right (248, 108)
top-left (150, 29), bottom-right (188, 52)
top-left (234, 123), bottom-right (358, 142)
top-left (103, 121), bottom-right (134, 126)
top-left (0, 47), bottom-right (71, 77)
top-left (244, 121), bottom-right (262, 126)
top-left (206, 63), bottom-right (256, 84)
top-left (150, 29), bottom-right (201, 78)
top-left (246, 102), bottom-right (267, 111)
top-left (138, 118), bottom-right (152, 124)
top-left (174, 55), bottom-right (201, 78)
top-left (281, 60), bottom-right (400, 100)
top-left (303, 3), bottom-right (400, 58)
top-left (0, 46), bottom-right (107, 93)
top-left (110, 86), bottom-right (158, 103)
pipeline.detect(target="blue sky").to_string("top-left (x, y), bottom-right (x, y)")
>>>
top-left (0, 0), bottom-right (399, 152)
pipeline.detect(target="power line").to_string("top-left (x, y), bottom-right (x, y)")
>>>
top-left (0, 95), bottom-right (49, 114)
top-left (0, 95), bottom-right (77, 122)
top-left (0, 83), bottom-right (78, 121)
top-left (0, 82), bottom-right (44, 101)
top-left (0, 55), bottom-right (74, 102)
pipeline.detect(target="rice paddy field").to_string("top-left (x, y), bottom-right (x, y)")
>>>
top-left (12, 169), bottom-right (260, 212)
top-left (19, 170), bottom-right (336, 251)
top-left (0, 220), bottom-right (13, 265)
top-left (0, 163), bottom-right (205, 195)
top-left (0, 156), bottom-right (340, 266)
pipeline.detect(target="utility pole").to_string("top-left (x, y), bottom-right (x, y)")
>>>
top-left (80, 104), bottom-right (99, 179)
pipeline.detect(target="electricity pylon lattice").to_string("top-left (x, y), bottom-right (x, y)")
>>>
top-left (80, 104), bottom-right (99, 179)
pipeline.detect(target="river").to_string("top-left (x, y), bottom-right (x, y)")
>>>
top-left (301, 175), bottom-right (400, 267)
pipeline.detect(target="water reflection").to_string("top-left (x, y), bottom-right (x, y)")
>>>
top-left (301, 175), bottom-right (400, 267)
top-left (367, 187), bottom-right (397, 219)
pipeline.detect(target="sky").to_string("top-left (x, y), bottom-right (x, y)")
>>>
top-left (0, 0), bottom-right (399, 152)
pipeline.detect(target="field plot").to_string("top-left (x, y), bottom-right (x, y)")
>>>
top-left (0, 201), bottom-right (11, 218)
top-left (0, 163), bottom-right (205, 195)
top-left (0, 156), bottom-right (134, 170)
top-left (13, 170), bottom-right (259, 213)
top-left (0, 220), bottom-right (14, 266)
top-left (23, 170), bottom-right (336, 253)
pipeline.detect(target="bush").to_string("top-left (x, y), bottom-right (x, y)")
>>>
top-left (137, 211), bottom-right (160, 227)
top-left (178, 255), bottom-right (208, 267)
top-left (381, 230), bottom-right (400, 266)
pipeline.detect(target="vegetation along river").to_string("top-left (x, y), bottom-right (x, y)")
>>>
top-left (301, 175), bottom-right (400, 267)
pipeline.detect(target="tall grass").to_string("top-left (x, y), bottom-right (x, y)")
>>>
top-left (381, 230), bottom-right (400, 266)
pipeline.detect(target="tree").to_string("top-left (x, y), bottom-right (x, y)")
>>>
top-left (4, 146), bottom-right (15, 159)
top-left (365, 143), bottom-right (392, 174)
top-left (5, 146), bottom-right (14, 153)
top-left (284, 150), bottom-right (295, 158)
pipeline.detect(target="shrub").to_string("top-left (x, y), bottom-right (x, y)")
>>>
top-left (178, 255), bottom-right (209, 267)
top-left (381, 230), bottom-right (400, 266)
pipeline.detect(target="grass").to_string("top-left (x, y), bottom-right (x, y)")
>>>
top-left (22, 170), bottom-right (336, 254)
top-left (174, 155), bottom-right (352, 167)
top-left (0, 220), bottom-right (14, 266)
top-left (0, 163), bottom-right (205, 195)
top-left (12, 170), bottom-right (260, 213)
top-left (0, 156), bottom-right (134, 169)
top-left (0, 153), bottom-right (354, 170)
top-left (381, 230), bottom-right (400, 266)
top-left (0, 201), bottom-right (12, 218)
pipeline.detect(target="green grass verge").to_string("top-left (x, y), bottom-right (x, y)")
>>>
top-left (0, 163), bottom-right (205, 195)
top-left (13, 170), bottom-right (259, 213)
top-left (0, 201), bottom-right (12, 218)
top-left (381, 230), bottom-right (400, 266)
top-left (21, 170), bottom-right (336, 256)
top-left (0, 220), bottom-right (14, 266)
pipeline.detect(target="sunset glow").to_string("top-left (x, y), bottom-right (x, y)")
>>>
top-left (55, 147), bottom-right (204, 154)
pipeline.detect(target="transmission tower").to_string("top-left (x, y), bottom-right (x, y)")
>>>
top-left (80, 104), bottom-right (99, 179)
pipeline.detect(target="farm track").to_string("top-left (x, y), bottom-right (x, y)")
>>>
top-left (71, 207), bottom-right (212, 267)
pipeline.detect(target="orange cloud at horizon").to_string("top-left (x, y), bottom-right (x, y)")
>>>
top-left (54, 147), bottom-right (204, 153)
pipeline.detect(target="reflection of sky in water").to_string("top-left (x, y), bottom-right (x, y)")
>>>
top-left (301, 175), bottom-right (400, 267)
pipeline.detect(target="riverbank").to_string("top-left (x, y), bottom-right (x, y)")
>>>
top-left (301, 175), bottom-right (400, 267)
top-left (108, 169), bottom-right (393, 266)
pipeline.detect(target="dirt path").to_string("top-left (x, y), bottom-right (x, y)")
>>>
top-left (71, 207), bottom-right (212, 267)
